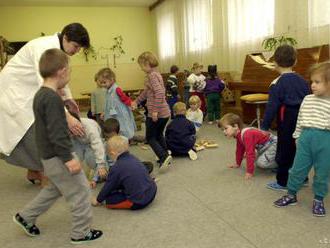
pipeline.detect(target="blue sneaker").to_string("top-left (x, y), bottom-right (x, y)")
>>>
top-left (274, 194), bottom-right (297, 207)
top-left (266, 181), bottom-right (287, 192)
top-left (313, 199), bottom-right (326, 217)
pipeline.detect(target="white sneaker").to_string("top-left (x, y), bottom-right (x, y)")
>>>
top-left (188, 149), bottom-right (198, 160)
top-left (159, 155), bottom-right (172, 173)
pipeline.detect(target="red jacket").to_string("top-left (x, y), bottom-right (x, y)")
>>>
top-left (236, 128), bottom-right (271, 174)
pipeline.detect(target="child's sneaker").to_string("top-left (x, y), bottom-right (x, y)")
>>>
top-left (312, 199), bottom-right (326, 217)
top-left (266, 181), bottom-right (287, 191)
top-left (13, 213), bottom-right (40, 237)
top-left (71, 229), bottom-right (103, 244)
top-left (188, 149), bottom-right (198, 160)
top-left (159, 155), bottom-right (172, 173)
top-left (273, 194), bottom-right (297, 207)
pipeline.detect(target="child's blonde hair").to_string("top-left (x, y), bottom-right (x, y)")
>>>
top-left (219, 113), bottom-right (243, 130)
top-left (189, 95), bottom-right (201, 106)
top-left (97, 67), bottom-right (116, 82)
top-left (309, 62), bottom-right (330, 84)
top-left (107, 135), bottom-right (129, 155)
top-left (138, 51), bottom-right (159, 67)
top-left (173, 102), bottom-right (186, 115)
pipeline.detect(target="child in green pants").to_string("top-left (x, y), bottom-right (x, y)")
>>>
top-left (274, 62), bottom-right (330, 217)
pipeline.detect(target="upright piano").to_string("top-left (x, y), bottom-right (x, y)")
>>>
top-left (228, 44), bottom-right (329, 123)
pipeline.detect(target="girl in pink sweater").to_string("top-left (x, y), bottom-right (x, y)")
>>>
top-left (132, 52), bottom-right (172, 172)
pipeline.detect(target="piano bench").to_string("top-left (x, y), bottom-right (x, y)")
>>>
top-left (240, 94), bottom-right (268, 129)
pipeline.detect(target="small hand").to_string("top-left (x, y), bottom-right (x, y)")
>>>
top-left (228, 164), bottom-right (239, 168)
top-left (65, 159), bottom-right (82, 174)
top-left (131, 101), bottom-right (137, 110)
top-left (245, 173), bottom-right (253, 180)
top-left (152, 112), bottom-right (158, 122)
top-left (91, 197), bottom-right (101, 206)
top-left (98, 167), bottom-right (108, 178)
top-left (90, 180), bottom-right (97, 189)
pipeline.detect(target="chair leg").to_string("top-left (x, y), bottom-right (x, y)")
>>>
top-left (256, 104), bottom-right (261, 129)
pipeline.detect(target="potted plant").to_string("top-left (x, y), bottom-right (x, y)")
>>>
top-left (262, 35), bottom-right (297, 51)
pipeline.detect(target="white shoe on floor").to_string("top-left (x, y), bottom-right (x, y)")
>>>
top-left (159, 155), bottom-right (172, 173)
top-left (188, 149), bottom-right (198, 160)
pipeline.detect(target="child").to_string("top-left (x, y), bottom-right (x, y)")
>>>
top-left (100, 67), bottom-right (136, 140)
top-left (186, 95), bottom-right (203, 131)
top-left (166, 65), bottom-right (179, 118)
top-left (183, 70), bottom-right (191, 105)
top-left (165, 102), bottom-right (197, 160)
top-left (273, 62), bottom-right (330, 217)
top-left (70, 113), bottom-right (108, 189)
top-left (132, 51), bottom-right (172, 172)
top-left (103, 118), bottom-right (154, 175)
top-left (13, 48), bottom-right (102, 244)
top-left (187, 62), bottom-right (206, 115)
top-left (92, 135), bottom-right (157, 210)
top-left (205, 65), bottom-right (225, 124)
top-left (219, 113), bottom-right (278, 179)
top-left (90, 71), bottom-right (107, 128)
top-left (261, 45), bottom-right (310, 190)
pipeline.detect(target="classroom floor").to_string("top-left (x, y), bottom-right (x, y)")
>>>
top-left (0, 123), bottom-right (329, 248)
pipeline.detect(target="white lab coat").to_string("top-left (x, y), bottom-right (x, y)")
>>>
top-left (0, 34), bottom-right (73, 155)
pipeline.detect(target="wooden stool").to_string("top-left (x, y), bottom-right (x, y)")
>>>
top-left (240, 93), bottom-right (269, 128)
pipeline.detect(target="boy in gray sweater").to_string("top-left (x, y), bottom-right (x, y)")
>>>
top-left (13, 48), bottom-right (102, 244)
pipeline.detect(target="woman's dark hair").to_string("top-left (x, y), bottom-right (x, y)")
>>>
top-left (60, 23), bottom-right (90, 48)
top-left (208, 64), bottom-right (218, 80)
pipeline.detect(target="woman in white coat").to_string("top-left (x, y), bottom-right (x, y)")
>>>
top-left (0, 23), bottom-right (90, 183)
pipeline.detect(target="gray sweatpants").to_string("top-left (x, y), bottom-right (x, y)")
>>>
top-left (19, 155), bottom-right (92, 239)
top-left (255, 135), bottom-right (278, 169)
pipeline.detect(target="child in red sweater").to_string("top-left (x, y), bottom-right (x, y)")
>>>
top-left (219, 113), bottom-right (277, 179)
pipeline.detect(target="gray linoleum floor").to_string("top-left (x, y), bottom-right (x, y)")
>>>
top-left (0, 123), bottom-right (329, 248)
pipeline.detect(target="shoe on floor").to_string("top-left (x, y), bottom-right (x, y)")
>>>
top-left (274, 194), bottom-right (297, 207)
top-left (208, 121), bottom-right (213, 125)
top-left (13, 213), bottom-right (40, 237)
top-left (313, 199), bottom-right (326, 217)
top-left (266, 181), bottom-right (287, 192)
top-left (188, 149), bottom-right (198, 160)
top-left (159, 155), bottom-right (172, 173)
top-left (71, 229), bottom-right (103, 244)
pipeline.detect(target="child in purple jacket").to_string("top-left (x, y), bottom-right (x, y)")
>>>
top-left (205, 65), bottom-right (225, 124)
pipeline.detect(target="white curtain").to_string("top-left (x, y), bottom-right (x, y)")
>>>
top-left (153, 0), bottom-right (330, 74)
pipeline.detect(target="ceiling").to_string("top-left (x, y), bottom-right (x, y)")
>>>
top-left (0, 0), bottom-right (158, 7)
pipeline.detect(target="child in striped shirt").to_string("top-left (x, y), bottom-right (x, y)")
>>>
top-left (132, 52), bottom-right (172, 172)
top-left (274, 62), bottom-right (330, 217)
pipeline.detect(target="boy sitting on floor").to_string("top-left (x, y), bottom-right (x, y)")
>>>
top-left (165, 102), bottom-right (197, 160)
top-left (92, 135), bottom-right (157, 210)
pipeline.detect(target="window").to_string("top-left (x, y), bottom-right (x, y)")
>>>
top-left (227, 0), bottom-right (274, 44)
top-left (308, 0), bottom-right (330, 28)
top-left (184, 0), bottom-right (213, 52)
top-left (156, 5), bottom-right (176, 59)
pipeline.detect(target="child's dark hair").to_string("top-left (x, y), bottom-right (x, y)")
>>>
top-left (218, 113), bottom-right (243, 130)
top-left (103, 118), bottom-right (120, 135)
top-left (60, 23), bottom-right (90, 48)
top-left (208, 65), bottom-right (218, 80)
top-left (170, 65), bottom-right (179, 74)
top-left (39, 48), bottom-right (68, 78)
top-left (274, 45), bottom-right (297, 68)
top-left (309, 62), bottom-right (330, 85)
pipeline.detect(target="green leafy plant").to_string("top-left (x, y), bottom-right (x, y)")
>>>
top-left (0, 36), bottom-right (15, 69)
top-left (262, 36), bottom-right (297, 51)
top-left (83, 45), bottom-right (97, 62)
top-left (110, 35), bottom-right (125, 68)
